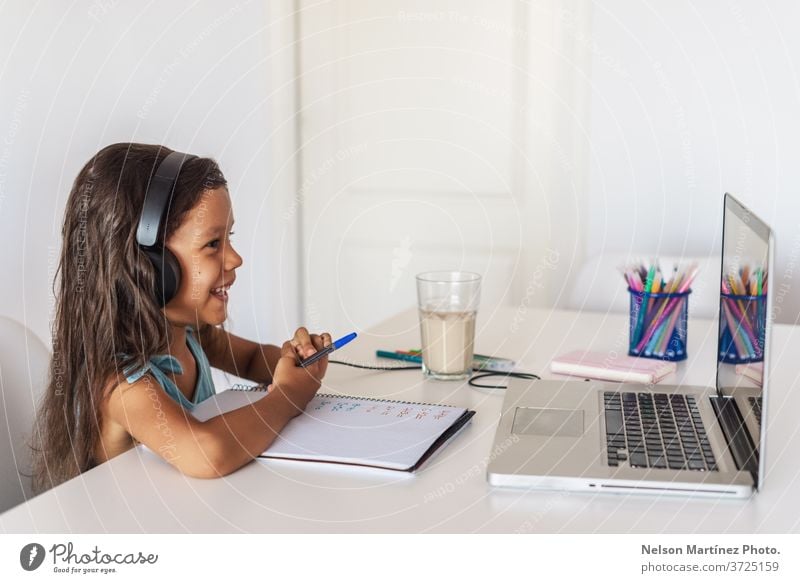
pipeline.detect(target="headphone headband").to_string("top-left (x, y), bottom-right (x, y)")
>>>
top-left (136, 151), bottom-right (196, 248)
top-left (136, 150), bottom-right (197, 307)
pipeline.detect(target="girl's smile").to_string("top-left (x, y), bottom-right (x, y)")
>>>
top-left (210, 279), bottom-right (235, 302)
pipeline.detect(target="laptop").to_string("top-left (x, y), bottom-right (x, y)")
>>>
top-left (487, 193), bottom-right (773, 497)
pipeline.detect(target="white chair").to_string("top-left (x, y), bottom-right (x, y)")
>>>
top-left (567, 254), bottom-right (720, 319)
top-left (0, 317), bottom-right (50, 514)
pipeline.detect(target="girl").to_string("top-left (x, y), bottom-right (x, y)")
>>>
top-left (32, 143), bottom-right (330, 492)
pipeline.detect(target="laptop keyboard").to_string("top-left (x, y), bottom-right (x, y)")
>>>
top-left (604, 392), bottom-right (718, 472)
top-left (748, 396), bottom-right (763, 427)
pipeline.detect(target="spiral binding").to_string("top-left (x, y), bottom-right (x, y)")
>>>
top-left (230, 383), bottom-right (268, 392)
top-left (228, 383), bottom-right (457, 408)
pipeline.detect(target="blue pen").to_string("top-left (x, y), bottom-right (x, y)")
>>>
top-left (299, 332), bottom-right (358, 368)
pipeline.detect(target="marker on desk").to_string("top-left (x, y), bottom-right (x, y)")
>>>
top-left (299, 332), bottom-right (357, 368)
top-left (377, 349), bottom-right (515, 372)
top-left (376, 350), bottom-right (422, 364)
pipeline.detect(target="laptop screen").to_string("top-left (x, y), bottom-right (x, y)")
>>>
top-left (716, 194), bottom-right (771, 413)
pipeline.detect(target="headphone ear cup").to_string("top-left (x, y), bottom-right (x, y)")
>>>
top-left (142, 247), bottom-right (182, 307)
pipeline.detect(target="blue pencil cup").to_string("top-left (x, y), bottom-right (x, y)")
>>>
top-left (719, 293), bottom-right (766, 364)
top-left (628, 288), bottom-right (691, 361)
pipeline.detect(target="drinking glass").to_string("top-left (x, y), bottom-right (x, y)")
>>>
top-left (416, 271), bottom-right (481, 380)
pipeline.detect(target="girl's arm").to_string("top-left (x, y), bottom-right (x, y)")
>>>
top-left (104, 342), bottom-right (326, 478)
top-left (201, 326), bottom-right (329, 384)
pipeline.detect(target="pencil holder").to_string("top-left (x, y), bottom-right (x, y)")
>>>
top-left (628, 288), bottom-right (691, 361)
top-left (718, 293), bottom-right (766, 364)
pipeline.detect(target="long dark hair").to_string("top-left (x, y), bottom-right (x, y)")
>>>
top-left (31, 143), bottom-right (227, 492)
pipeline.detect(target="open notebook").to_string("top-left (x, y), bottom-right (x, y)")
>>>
top-left (191, 386), bottom-right (476, 471)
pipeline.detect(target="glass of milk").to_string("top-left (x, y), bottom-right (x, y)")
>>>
top-left (416, 271), bottom-right (481, 380)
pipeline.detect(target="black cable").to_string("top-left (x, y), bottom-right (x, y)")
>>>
top-left (328, 359), bottom-right (421, 371)
top-left (329, 360), bottom-right (540, 390)
top-left (467, 371), bottom-right (540, 389)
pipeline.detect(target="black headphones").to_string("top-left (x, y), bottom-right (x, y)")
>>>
top-left (136, 150), bottom-right (197, 306)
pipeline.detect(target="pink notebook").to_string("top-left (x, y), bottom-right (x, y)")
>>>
top-left (550, 350), bottom-right (677, 384)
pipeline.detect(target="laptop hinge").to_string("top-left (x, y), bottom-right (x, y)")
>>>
top-left (710, 395), bottom-right (759, 486)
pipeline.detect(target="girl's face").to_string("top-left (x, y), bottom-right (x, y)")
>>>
top-left (164, 187), bottom-right (243, 327)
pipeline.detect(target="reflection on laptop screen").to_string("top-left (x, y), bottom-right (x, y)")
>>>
top-left (716, 194), bottom-right (770, 417)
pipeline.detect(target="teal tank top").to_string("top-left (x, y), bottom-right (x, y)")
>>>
top-left (123, 328), bottom-right (216, 409)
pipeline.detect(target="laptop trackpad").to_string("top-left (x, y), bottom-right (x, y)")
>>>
top-left (512, 407), bottom-right (585, 437)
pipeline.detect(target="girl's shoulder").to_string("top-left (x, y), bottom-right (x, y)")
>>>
top-left (101, 370), bottom-right (126, 399)
top-left (103, 352), bottom-right (167, 398)
top-left (101, 367), bottom-right (149, 400)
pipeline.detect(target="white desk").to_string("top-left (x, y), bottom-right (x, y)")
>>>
top-left (3, 307), bottom-right (799, 533)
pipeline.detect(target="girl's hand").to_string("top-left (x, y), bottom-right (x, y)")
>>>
top-left (268, 341), bottom-right (326, 415)
top-left (289, 327), bottom-right (332, 378)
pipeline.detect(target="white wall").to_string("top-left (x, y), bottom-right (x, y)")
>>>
top-left (293, 0), bottom-right (595, 335)
top-left (296, 0), bottom-right (540, 337)
top-left (0, 0), bottom-right (300, 348)
top-left (3, 0), bottom-right (799, 353)
top-left (585, 0), bottom-right (800, 324)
